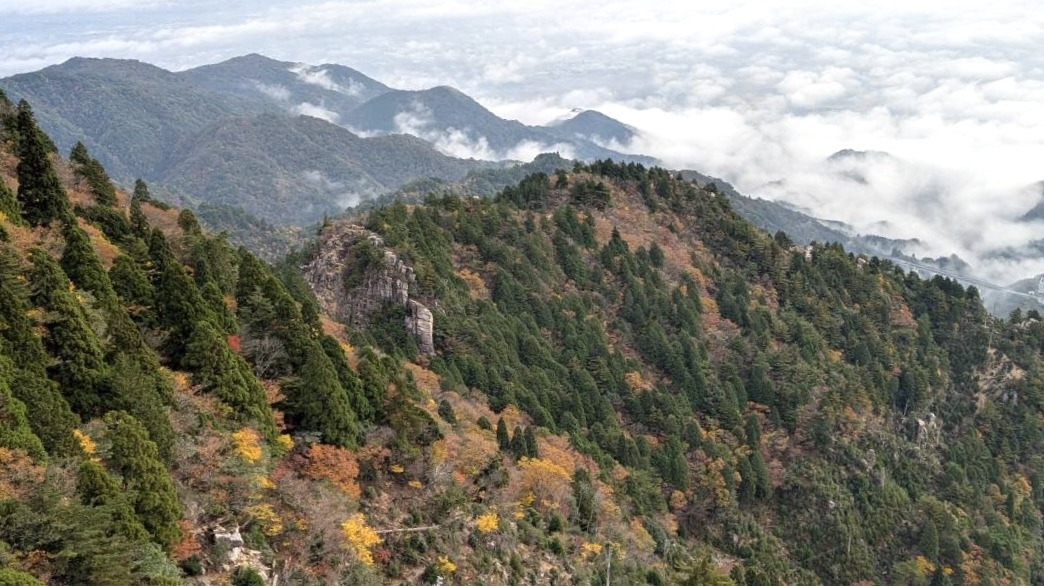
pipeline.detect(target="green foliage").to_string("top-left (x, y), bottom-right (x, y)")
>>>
top-left (183, 321), bottom-right (277, 438)
top-left (14, 101), bottom-right (71, 227)
top-left (61, 223), bottom-right (118, 309)
top-left (0, 569), bottom-right (44, 586)
top-left (279, 344), bottom-right (361, 448)
top-left (0, 357), bottom-right (47, 460)
top-left (69, 141), bottom-right (117, 206)
top-left (103, 411), bottom-right (181, 550)
top-left (231, 567), bottom-right (266, 586)
top-left (0, 176), bottom-right (21, 223)
top-left (28, 249), bottom-right (110, 418)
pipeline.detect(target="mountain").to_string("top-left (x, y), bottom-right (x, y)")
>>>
top-left (1017, 181), bottom-right (1044, 222)
top-left (6, 93), bottom-right (1044, 584)
top-left (342, 86), bottom-right (655, 164)
top-left (155, 113), bottom-right (481, 225)
top-left (0, 57), bottom-right (266, 178)
top-left (1, 55), bottom-right (653, 234)
top-left (543, 108), bottom-right (637, 145)
top-left (179, 53), bottom-right (391, 122)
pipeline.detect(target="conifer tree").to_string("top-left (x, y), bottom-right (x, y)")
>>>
top-left (0, 177), bottom-right (21, 222)
top-left (280, 343), bottom-right (361, 449)
top-left (320, 334), bottom-right (375, 423)
top-left (69, 142), bottom-right (118, 207)
top-left (523, 426), bottom-right (539, 458)
top-left (103, 411), bottom-right (181, 550)
top-left (496, 417), bottom-right (510, 451)
top-left (0, 357), bottom-right (47, 460)
top-left (109, 254), bottom-right (154, 313)
top-left (61, 223), bottom-right (118, 309)
top-left (28, 249), bottom-right (110, 417)
top-left (14, 100), bottom-right (71, 227)
top-left (76, 459), bottom-right (150, 542)
top-left (129, 179), bottom-right (151, 237)
top-left (182, 320), bottom-right (277, 438)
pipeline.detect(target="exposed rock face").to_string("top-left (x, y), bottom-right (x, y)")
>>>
top-left (302, 221), bottom-right (435, 354)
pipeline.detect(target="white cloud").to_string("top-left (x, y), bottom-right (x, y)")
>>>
top-left (291, 102), bottom-right (339, 123)
top-left (4, 0), bottom-right (1044, 281)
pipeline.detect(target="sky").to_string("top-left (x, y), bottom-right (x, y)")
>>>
top-left (2, 0), bottom-right (1044, 282)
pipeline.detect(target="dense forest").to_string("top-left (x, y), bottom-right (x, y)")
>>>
top-left (3, 87), bottom-right (1044, 585)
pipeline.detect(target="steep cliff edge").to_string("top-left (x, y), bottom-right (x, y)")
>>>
top-left (301, 221), bottom-right (435, 354)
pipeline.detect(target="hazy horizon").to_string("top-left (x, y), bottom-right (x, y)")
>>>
top-left (3, 0), bottom-right (1044, 283)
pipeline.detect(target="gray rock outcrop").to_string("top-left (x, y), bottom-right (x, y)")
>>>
top-left (302, 221), bottom-right (435, 354)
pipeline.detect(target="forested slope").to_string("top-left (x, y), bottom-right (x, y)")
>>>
top-left (3, 86), bottom-right (1044, 586)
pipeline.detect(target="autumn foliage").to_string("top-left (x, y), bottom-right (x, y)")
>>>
top-left (301, 443), bottom-right (362, 499)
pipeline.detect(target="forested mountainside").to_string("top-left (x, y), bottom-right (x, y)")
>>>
top-left (3, 88), bottom-right (1044, 586)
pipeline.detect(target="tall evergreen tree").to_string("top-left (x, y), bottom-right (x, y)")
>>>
top-left (61, 223), bottom-right (118, 309)
top-left (14, 101), bottom-right (70, 227)
top-left (182, 320), bottom-right (277, 439)
top-left (28, 249), bottom-right (110, 417)
top-left (129, 179), bottom-right (151, 237)
top-left (279, 343), bottom-right (361, 449)
top-left (103, 411), bottom-right (181, 550)
top-left (69, 142), bottom-right (117, 207)
top-left (0, 176), bottom-right (21, 222)
top-left (0, 357), bottom-right (47, 460)
top-left (496, 417), bottom-right (510, 451)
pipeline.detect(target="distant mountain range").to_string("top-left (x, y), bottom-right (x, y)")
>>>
top-left (1, 54), bottom-right (650, 226)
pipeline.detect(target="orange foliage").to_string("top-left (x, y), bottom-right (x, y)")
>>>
top-left (0, 448), bottom-right (45, 499)
top-left (227, 334), bottom-right (241, 354)
top-left (79, 221), bottom-right (120, 268)
top-left (301, 444), bottom-right (362, 499)
top-left (403, 362), bottom-right (440, 396)
top-left (171, 520), bottom-right (203, 561)
top-left (457, 267), bottom-right (489, 300)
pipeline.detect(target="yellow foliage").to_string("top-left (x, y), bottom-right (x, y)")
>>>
top-left (408, 480), bottom-right (423, 489)
top-left (513, 511), bottom-right (524, 520)
top-left (914, 555), bottom-right (936, 576)
top-left (232, 428), bottom-right (263, 463)
top-left (624, 371), bottom-right (652, 393)
top-left (73, 429), bottom-right (96, 457)
top-left (246, 503), bottom-right (283, 536)
top-left (276, 434), bottom-right (294, 452)
top-left (580, 542), bottom-right (603, 557)
top-left (254, 475), bottom-right (275, 490)
top-left (476, 510), bottom-right (499, 534)
top-left (341, 513), bottom-right (382, 566)
top-left (436, 556), bottom-right (457, 575)
top-left (390, 464), bottom-right (405, 474)
top-left (518, 457), bottom-right (570, 479)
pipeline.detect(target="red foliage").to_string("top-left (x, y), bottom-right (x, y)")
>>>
top-left (227, 334), bottom-right (241, 353)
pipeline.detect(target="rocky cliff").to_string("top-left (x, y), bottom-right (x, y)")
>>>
top-left (301, 221), bottom-right (435, 354)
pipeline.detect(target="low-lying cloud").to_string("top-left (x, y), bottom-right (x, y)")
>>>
top-left (4, 0), bottom-right (1043, 282)
top-left (391, 101), bottom-right (576, 162)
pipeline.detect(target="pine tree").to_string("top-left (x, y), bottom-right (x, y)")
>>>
top-left (496, 417), bottom-right (510, 451)
top-left (0, 176), bottom-right (21, 223)
top-left (61, 223), bottom-right (118, 309)
top-left (28, 249), bottom-right (110, 417)
top-left (523, 426), bottom-right (539, 458)
top-left (103, 411), bottom-right (181, 550)
top-left (280, 343), bottom-right (361, 448)
top-left (320, 334), bottom-right (375, 423)
top-left (14, 100), bottom-right (71, 227)
top-left (0, 357), bottom-right (47, 460)
top-left (76, 459), bottom-right (150, 542)
top-left (109, 254), bottom-right (154, 313)
top-left (129, 180), bottom-right (151, 236)
top-left (69, 142), bottom-right (118, 207)
top-left (182, 321), bottom-right (276, 438)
